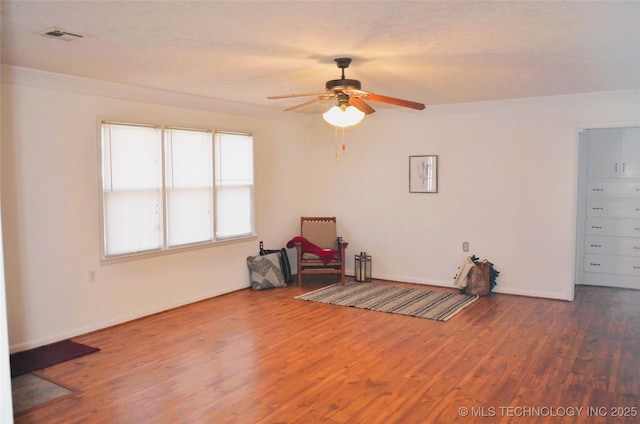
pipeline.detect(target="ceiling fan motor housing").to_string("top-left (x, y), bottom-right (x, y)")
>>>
top-left (326, 57), bottom-right (361, 92)
top-left (326, 78), bottom-right (361, 92)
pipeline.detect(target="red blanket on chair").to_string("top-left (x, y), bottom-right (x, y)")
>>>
top-left (286, 236), bottom-right (339, 265)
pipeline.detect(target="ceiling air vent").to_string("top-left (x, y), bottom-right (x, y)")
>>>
top-left (40, 28), bottom-right (84, 42)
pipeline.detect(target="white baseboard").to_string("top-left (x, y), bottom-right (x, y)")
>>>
top-left (9, 284), bottom-right (247, 354)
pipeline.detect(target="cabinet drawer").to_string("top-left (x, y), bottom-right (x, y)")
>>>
top-left (586, 199), bottom-right (640, 218)
top-left (585, 235), bottom-right (640, 256)
top-left (584, 254), bottom-right (640, 276)
top-left (587, 181), bottom-right (640, 198)
top-left (585, 217), bottom-right (640, 237)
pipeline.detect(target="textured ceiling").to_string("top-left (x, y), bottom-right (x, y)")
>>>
top-left (2, 1), bottom-right (639, 116)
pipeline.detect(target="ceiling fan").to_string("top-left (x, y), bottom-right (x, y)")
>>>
top-left (268, 58), bottom-right (425, 127)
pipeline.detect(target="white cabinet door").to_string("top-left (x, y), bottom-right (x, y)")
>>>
top-left (621, 127), bottom-right (640, 178)
top-left (587, 128), bottom-right (620, 179)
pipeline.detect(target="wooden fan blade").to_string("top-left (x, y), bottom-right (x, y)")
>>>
top-left (342, 89), bottom-right (369, 97)
top-left (268, 93), bottom-right (326, 99)
top-left (283, 97), bottom-right (324, 112)
top-left (364, 92), bottom-right (425, 110)
top-left (348, 97), bottom-right (375, 114)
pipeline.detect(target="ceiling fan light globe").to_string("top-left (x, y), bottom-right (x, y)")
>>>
top-left (323, 105), bottom-right (365, 127)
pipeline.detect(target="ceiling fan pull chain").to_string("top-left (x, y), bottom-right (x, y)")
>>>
top-left (334, 125), bottom-right (339, 159)
top-left (342, 127), bottom-right (346, 153)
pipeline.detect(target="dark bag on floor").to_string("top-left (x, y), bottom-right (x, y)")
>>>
top-left (465, 260), bottom-right (491, 296)
top-left (259, 241), bottom-right (293, 284)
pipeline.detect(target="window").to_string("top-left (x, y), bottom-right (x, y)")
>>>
top-left (165, 128), bottom-right (213, 247)
top-left (215, 132), bottom-right (254, 239)
top-left (101, 123), bottom-right (163, 256)
top-left (100, 121), bottom-right (254, 259)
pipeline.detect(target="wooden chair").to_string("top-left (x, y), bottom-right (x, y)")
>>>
top-left (294, 217), bottom-right (348, 287)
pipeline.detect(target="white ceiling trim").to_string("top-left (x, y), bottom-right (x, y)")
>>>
top-left (3, 65), bottom-right (639, 124)
top-left (0, 65), bottom-right (292, 121)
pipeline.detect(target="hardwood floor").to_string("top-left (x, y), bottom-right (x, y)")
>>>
top-left (16, 278), bottom-right (640, 423)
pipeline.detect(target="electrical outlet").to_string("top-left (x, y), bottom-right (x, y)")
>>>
top-left (89, 270), bottom-right (96, 282)
top-left (462, 242), bottom-right (470, 252)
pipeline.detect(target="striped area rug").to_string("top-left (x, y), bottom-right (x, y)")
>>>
top-left (295, 282), bottom-right (479, 321)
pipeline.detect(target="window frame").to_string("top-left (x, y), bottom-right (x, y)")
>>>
top-left (98, 119), bottom-right (256, 262)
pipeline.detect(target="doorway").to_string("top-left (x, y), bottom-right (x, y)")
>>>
top-left (575, 127), bottom-right (640, 289)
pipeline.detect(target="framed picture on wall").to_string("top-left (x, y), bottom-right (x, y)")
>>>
top-left (409, 155), bottom-right (438, 193)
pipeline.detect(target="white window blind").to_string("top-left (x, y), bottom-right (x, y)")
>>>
top-left (101, 122), bottom-right (163, 256)
top-left (100, 122), bottom-right (254, 259)
top-left (215, 132), bottom-right (254, 239)
top-left (165, 128), bottom-right (213, 247)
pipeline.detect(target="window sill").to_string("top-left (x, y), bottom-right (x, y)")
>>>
top-left (101, 233), bottom-right (258, 264)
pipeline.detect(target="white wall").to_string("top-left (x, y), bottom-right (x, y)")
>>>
top-left (1, 68), bottom-right (313, 352)
top-left (2, 66), bottom-right (639, 351)
top-left (0, 202), bottom-right (13, 422)
top-left (0, 76), bottom-right (15, 421)
top-left (291, 91), bottom-right (640, 300)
